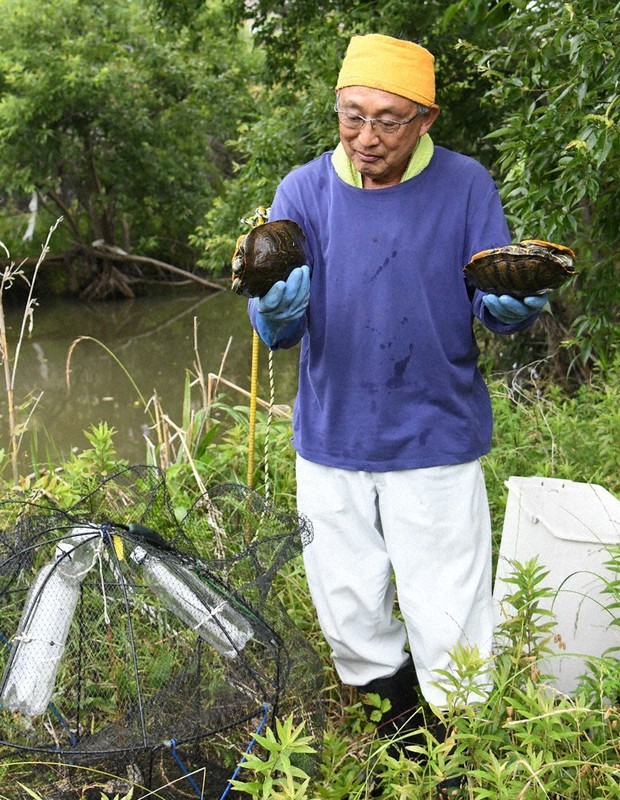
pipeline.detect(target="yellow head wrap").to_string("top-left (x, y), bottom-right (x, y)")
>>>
top-left (335, 34), bottom-right (435, 107)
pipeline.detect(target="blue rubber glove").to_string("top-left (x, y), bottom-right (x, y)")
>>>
top-left (482, 293), bottom-right (548, 324)
top-left (254, 264), bottom-right (310, 345)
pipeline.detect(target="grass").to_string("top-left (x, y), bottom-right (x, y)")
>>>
top-left (0, 220), bottom-right (62, 483)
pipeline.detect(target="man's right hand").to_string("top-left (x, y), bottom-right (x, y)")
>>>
top-left (253, 264), bottom-right (310, 345)
top-left (257, 264), bottom-right (310, 321)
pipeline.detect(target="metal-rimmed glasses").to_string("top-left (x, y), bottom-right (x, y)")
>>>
top-left (334, 100), bottom-right (422, 135)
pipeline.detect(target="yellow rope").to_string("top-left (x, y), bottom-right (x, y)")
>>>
top-left (247, 328), bottom-right (260, 489)
top-left (239, 206), bottom-right (270, 491)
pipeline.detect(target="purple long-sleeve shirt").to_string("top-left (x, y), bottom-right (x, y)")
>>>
top-left (249, 146), bottom-right (534, 471)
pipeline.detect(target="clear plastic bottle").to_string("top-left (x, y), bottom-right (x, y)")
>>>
top-left (130, 546), bottom-right (253, 658)
top-left (0, 528), bottom-right (99, 717)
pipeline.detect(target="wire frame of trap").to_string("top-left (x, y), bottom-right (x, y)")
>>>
top-left (0, 466), bottom-right (324, 799)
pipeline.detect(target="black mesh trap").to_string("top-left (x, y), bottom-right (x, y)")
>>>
top-left (0, 466), bottom-right (324, 799)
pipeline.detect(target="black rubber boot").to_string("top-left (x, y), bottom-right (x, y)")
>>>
top-left (358, 656), bottom-right (425, 758)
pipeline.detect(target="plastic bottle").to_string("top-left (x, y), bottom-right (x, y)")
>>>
top-left (130, 546), bottom-right (253, 658)
top-left (0, 528), bottom-right (99, 716)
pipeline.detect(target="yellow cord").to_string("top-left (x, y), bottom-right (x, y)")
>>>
top-left (241, 207), bottom-right (270, 489)
top-left (247, 328), bottom-right (260, 488)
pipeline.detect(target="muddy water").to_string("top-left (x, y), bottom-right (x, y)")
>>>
top-left (1, 288), bottom-right (300, 470)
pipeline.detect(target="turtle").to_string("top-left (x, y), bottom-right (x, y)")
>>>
top-left (231, 219), bottom-right (309, 298)
top-left (463, 239), bottom-right (576, 298)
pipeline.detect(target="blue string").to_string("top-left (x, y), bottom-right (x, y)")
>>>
top-left (168, 739), bottom-right (204, 798)
top-left (51, 704), bottom-right (78, 747)
top-left (165, 704), bottom-right (270, 800)
top-left (219, 703), bottom-right (270, 800)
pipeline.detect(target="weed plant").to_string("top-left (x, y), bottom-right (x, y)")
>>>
top-left (0, 222), bottom-right (61, 484)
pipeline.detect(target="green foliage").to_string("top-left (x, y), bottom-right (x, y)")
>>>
top-left (493, 559), bottom-right (558, 680)
top-left (191, 19), bottom-right (343, 272)
top-left (156, 395), bottom-right (297, 518)
top-left (467, 557), bottom-right (620, 798)
top-left (224, 0), bottom-right (505, 159)
top-left (361, 692), bottom-right (392, 726)
top-left (461, 0), bottom-right (620, 371)
top-left (603, 547), bottom-right (620, 635)
top-left (0, 0), bottom-right (258, 264)
top-left (230, 714), bottom-right (316, 799)
top-left (22, 421), bottom-right (127, 506)
top-left (0, 5), bottom-right (618, 775)
top-left (9, 778), bottom-right (134, 800)
top-left (215, 405), bottom-right (297, 501)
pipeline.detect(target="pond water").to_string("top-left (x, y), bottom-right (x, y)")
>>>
top-left (0, 287), bottom-right (300, 471)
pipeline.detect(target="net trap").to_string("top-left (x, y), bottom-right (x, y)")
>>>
top-left (0, 466), bottom-right (324, 799)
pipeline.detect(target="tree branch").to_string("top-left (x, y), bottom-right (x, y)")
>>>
top-left (40, 191), bottom-right (83, 243)
top-left (9, 244), bottom-right (228, 292)
top-left (83, 245), bottom-right (226, 290)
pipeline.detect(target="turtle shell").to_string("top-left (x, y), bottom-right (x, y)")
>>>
top-left (463, 239), bottom-right (576, 298)
top-left (231, 219), bottom-right (308, 298)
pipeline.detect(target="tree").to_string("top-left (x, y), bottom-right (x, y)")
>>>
top-left (463, 0), bottom-right (619, 376)
top-left (0, 0), bottom-right (258, 298)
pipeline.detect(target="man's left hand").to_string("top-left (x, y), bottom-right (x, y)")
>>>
top-left (482, 293), bottom-right (548, 324)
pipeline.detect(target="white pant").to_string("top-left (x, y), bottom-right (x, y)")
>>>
top-left (296, 456), bottom-right (494, 707)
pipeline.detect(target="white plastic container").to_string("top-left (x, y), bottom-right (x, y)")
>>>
top-left (1, 528), bottom-right (100, 716)
top-left (131, 546), bottom-right (253, 658)
top-left (494, 477), bottom-right (620, 695)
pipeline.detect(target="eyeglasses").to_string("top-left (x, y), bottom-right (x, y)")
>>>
top-left (334, 101), bottom-right (422, 135)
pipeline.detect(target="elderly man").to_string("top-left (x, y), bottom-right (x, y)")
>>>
top-left (249, 33), bottom-right (546, 791)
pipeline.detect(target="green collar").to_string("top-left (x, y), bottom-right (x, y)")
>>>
top-left (331, 134), bottom-right (434, 187)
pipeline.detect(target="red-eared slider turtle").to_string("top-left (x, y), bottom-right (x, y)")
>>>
top-left (231, 219), bottom-right (309, 298)
top-left (463, 240), bottom-right (576, 297)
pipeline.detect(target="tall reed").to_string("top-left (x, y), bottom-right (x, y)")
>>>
top-left (0, 219), bottom-right (62, 483)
